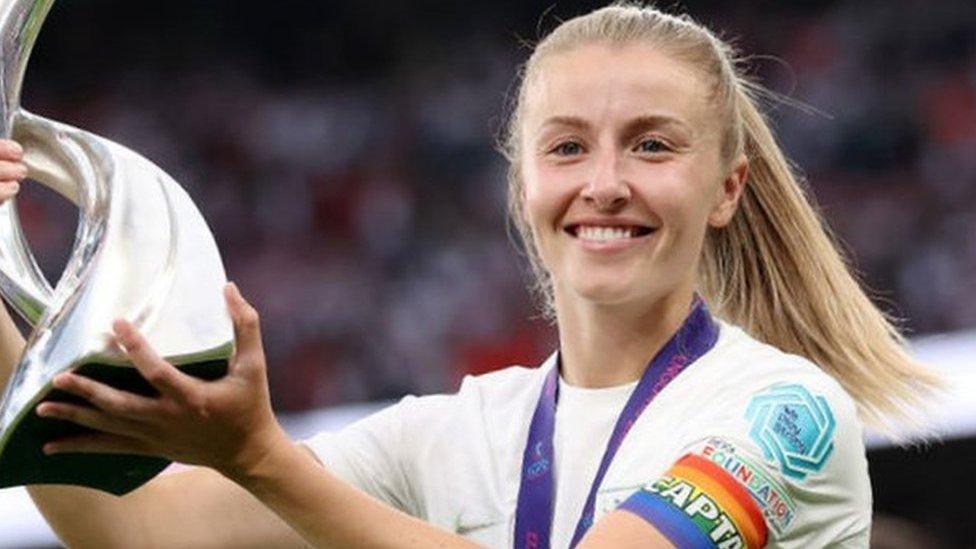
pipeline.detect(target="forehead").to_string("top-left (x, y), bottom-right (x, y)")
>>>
top-left (524, 42), bottom-right (714, 135)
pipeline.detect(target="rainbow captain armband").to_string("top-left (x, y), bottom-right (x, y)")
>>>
top-left (618, 454), bottom-right (768, 548)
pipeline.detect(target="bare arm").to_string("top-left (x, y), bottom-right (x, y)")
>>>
top-left (0, 138), bottom-right (26, 388)
top-left (578, 511), bottom-right (676, 549)
top-left (28, 467), bottom-right (309, 548)
top-left (0, 298), bottom-right (24, 391)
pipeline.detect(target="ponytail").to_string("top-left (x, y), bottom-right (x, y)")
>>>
top-left (700, 85), bottom-right (943, 434)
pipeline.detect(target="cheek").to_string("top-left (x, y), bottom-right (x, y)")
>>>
top-left (521, 159), bottom-right (577, 235)
top-left (643, 164), bottom-right (718, 239)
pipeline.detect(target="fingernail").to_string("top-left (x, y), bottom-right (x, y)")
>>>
top-left (10, 141), bottom-right (23, 156)
top-left (42, 443), bottom-right (55, 455)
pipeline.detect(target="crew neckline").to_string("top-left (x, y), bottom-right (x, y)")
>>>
top-left (557, 375), bottom-right (639, 398)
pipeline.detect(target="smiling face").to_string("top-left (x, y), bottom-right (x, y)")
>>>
top-left (519, 42), bottom-right (746, 314)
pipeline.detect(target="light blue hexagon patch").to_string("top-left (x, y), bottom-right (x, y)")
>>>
top-left (746, 384), bottom-right (835, 480)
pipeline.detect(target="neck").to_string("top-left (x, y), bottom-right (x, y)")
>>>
top-left (555, 286), bottom-right (695, 389)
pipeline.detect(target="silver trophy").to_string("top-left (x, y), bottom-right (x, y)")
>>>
top-left (0, 0), bottom-right (233, 494)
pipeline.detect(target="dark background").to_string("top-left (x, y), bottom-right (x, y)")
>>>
top-left (10, 1), bottom-right (975, 546)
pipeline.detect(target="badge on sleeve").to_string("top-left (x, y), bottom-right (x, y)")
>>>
top-left (746, 384), bottom-right (835, 480)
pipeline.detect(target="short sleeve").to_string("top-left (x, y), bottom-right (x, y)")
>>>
top-left (302, 396), bottom-right (423, 516)
top-left (617, 381), bottom-right (872, 548)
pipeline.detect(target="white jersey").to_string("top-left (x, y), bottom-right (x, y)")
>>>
top-left (304, 321), bottom-right (871, 548)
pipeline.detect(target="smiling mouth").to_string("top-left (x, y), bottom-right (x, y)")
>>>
top-left (565, 223), bottom-right (656, 242)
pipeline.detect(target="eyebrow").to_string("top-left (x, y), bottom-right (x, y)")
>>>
top-left (538, 115), bottom-right (590, 132)
top-left (622, 115), bottom-right (693, 139)
top-left (537, 114), bottom-right (694, 139)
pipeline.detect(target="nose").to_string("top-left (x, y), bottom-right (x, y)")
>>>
top-left (580, 147), bottom-right (631, 211)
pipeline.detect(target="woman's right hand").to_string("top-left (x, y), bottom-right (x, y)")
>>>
top-left (0, 139), bottom-right (26, 203)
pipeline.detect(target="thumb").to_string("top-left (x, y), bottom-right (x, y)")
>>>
top-left (225, 282), bottom-right (265, 366)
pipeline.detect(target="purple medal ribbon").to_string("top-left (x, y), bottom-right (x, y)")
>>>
top-left (513, 298), bottom-right (719, 548)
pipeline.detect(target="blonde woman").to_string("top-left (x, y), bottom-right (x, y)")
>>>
top-left (0, 3), bottom-right (939, 548)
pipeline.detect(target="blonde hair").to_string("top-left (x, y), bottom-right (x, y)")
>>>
top-left (500, 3), bottom-right (943, 433)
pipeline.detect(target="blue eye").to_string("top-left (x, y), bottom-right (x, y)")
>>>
top-left (552, 141), bottom-right (583, 156)
top-left (635, 138), bottom-right (669, 154)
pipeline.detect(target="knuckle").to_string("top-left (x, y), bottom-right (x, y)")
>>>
top-left (60, 405), bottom-right (79, 421)
top-left (73, 378), bottom-right (96, 400)
top-left (243, 308), bottom-right (260, 327)
top-left (159, 399), bottom-right (181, 418)
top-left (143, 366), bottom-right (169, 386)
top-left (125, 338), bottom-right (145, 354)
top-left (2, 139), bottom-right (22, 155)
top-left (188, 393), bottom-right (211, 419)
top-left (111, 395), bottom-right (133, 416)
top-left (87, 391), bottom-right (107, 409)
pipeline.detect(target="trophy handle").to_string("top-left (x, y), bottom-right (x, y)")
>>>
top-left (0, 111), bottom-right (98, 325)
top-left (0, 0), bottom-right (57, 323)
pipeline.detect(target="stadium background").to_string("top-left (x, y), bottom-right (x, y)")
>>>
top-left (1, 0), bottom-right (975, 546)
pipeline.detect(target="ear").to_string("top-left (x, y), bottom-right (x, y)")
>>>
top-left (707, 154), bottom-right (748, 228)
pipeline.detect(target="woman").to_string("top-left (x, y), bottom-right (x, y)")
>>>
top-left (0, 4), bottom-right (940, 548)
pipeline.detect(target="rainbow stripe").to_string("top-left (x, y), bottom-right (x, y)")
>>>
top-left (619, 453), bottom-right (768, 548)
top-left (619, 490), bottom-right (716, 547)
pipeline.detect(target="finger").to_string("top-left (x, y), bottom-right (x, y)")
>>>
top-left (0, 159), bottom-right (27, 180)
top-left (35, 401), bottom-right (142, 438)
top-left (0, 140), bottom-right (23, 161)
top-left (225, 282), bottom-right (265, 362)
top-left (50, 372), bottom-right (155, 418)
top-left (112, 319), bottom-right (198, 400)
top-left (0, 181), bottom-right (19, 202)
top-left (43, 433), bottom-right (152, 456)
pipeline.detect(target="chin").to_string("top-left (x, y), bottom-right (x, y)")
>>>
top-left (561, 264), bottom-right (680, 310)
top-left (567, 274), bottom-right (644, 307)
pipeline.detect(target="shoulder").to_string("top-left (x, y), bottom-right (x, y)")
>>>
top-left (695, 321), bottom-right (867, 489)
top-left (713, 322), bottom-right (839, 378)
top-left (456, 360), bottom-right (550, 408)
top-left (622, 321), bottom-right (872, 547)
top-left (700, 321), bottom-right (860, 419)
top-left (667, 321), bottom-right (864, 463)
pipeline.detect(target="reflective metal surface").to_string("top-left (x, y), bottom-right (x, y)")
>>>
top-left (0, 0), bottom-right (234, 494)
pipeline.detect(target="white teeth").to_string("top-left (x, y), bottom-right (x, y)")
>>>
top-left (577, 225), bottom-right (633, 241)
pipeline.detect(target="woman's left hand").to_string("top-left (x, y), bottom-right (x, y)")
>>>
top-left (36, 282), bottom-right (290, 480)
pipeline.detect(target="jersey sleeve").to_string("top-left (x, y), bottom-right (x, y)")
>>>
top-left (302, 395), bottom-right (427, 516)
top-left (616, 380), bottom-right (872, 548)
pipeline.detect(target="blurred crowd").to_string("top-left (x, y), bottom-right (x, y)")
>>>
top-left (11, 1), bottom-right (976, 410)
